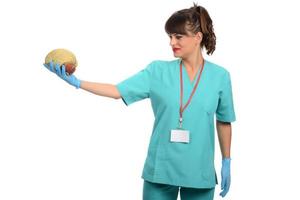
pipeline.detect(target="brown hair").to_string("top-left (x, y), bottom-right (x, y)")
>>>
top-left (165, 2), bottom-right (216, 55)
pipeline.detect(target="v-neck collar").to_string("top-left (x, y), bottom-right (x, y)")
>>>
top-left (180, 59), bottom-right (206, 86)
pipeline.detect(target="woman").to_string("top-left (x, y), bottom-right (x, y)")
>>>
top-left (44, 3), bottom-right (236, 200)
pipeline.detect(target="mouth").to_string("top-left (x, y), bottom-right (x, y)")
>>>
top-left (172, 48), bottom-right (181, 52)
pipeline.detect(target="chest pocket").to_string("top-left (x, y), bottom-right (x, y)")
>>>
top-left (193, 89), bottom-right (219, 115)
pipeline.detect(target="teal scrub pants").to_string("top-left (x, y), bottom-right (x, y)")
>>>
top-left (143, 180), bottom-right (215, 200)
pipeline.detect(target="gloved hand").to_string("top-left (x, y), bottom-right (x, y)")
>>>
top-left (44, 61), bottom-right (81, 89)
top-left (220, 158), bottom-right (231, 198)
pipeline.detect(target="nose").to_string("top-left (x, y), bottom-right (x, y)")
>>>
top-left (169, 36), bottom-right (177, 46)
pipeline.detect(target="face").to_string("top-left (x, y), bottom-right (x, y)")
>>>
top-left (168, 31), bottom-right (202, 59)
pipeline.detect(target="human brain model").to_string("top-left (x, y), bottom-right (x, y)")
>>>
top-left (45, 48), bottom-right (77, 75)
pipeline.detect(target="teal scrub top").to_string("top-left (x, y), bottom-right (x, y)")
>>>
top-left (116, 59), bottom-right (236, 188)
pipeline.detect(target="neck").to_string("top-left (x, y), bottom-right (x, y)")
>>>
top-left (181, 52), bottom-right (204, 72)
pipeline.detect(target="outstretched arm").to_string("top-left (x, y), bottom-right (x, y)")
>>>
top-left (44, 62), bottom-right (121, 100)
top-left (80, 81), bottom-right (121, 99)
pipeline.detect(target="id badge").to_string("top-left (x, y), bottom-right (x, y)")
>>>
top-left (170, 129), bottom-right (190, 143)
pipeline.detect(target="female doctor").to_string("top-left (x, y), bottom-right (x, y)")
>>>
top-left (44, 3), bottom-right (236, 200)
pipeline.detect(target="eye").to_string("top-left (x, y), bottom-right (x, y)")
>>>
top-left (168, 34), bottom-right (183, 40)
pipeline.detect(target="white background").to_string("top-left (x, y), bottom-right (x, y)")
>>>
top-left (0, 0), bottom-right (299, 199)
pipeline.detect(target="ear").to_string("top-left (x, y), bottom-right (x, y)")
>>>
top-left (196, 32), bottom-right (203, 43)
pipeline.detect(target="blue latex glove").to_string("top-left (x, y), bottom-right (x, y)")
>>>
top-left (44, 61), bottom-right (81, 89)
top-left (220, 158), bottom-right (231, 198)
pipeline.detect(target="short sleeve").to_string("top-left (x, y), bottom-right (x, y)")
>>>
top-left (216, 71), bottom-right (236, 122)
top-left (116, 61), bottom-right (155, 106)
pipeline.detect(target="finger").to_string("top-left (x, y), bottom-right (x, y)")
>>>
top-left (221, 180), bottom-right (229, 197)
top-left (219, 190), bottom-right (226, 198)
top-left (223, 179), bottom-right (228, 193)
top-left (55, 64), bottom-right (62, 77)
top-left (223, 188), bottom-right (228, 197)
top-left (61, 65), bottom-right (68, 79)
top-left (49, 61), bottom-right (55, 72)
top-left (225, 178), bottom-right (231, 193)
top-left (221, 177), bottom-right (225, 190)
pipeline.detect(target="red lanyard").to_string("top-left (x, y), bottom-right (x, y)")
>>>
top-left (179, 60), bottom-right (205, 128)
